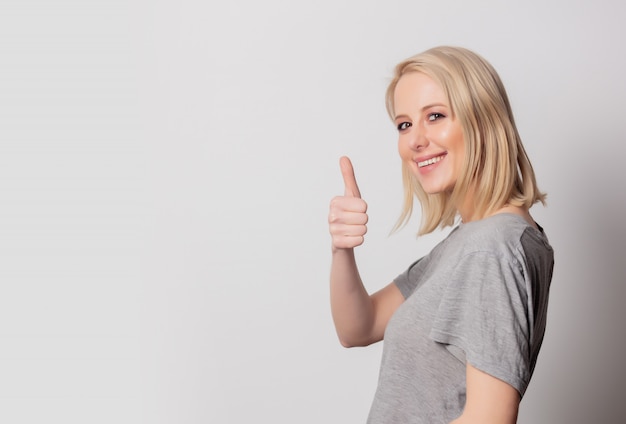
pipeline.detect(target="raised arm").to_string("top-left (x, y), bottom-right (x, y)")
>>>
top-left (328, 157), bottom-right (404, 347)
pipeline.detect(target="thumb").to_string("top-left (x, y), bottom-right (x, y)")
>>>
top-left (339, 156), bottom-right (361, 198)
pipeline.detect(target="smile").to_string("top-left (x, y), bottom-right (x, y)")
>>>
top-left (417, 154), bottom-right (445, 168)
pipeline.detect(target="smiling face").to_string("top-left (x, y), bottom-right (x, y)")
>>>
top-left (394, 72), bottom-right (465, 195)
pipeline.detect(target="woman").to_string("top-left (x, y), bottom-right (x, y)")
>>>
top-left (328, 46), bottom-right (554, 423)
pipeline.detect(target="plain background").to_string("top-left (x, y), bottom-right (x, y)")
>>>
top-left (1, 0), bottom-right (625, 423)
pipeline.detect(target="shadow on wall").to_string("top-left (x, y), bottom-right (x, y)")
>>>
top-left (536, 139), bottom-right (626, 424)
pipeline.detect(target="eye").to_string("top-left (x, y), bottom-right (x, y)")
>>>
top-left (397, 121), bottom-right (412, 131)
top-left (428, 113), bottom-right (445, 122)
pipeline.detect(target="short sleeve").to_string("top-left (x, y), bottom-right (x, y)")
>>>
top-left (429, 251), bottom-right (532, 396)
top-left (393, 257), bottom-right (427, 299)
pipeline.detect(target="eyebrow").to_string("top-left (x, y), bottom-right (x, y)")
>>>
top-left (394, 103), bottom-right (447, 121)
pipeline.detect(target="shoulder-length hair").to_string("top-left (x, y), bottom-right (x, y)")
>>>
top-left (386, 46), bottom-right (546, 235)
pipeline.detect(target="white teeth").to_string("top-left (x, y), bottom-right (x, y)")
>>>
top-left (417, 155), bottom-right (444, 168)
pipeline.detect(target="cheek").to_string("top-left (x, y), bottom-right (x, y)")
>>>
top-left (444, 126), bottom-right (465, 155)
top-left (397, 137), bottom-right (409, 158)
top-left (453, 138), bottom-right (466, 172)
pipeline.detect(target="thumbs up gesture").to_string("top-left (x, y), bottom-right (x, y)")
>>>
top-left (329, 156), bottom-right (369, 250)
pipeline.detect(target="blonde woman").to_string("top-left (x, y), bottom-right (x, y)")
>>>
top-left (328, 46), bottom-right (554, 423)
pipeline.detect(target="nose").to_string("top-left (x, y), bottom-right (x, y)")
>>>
top-left (408, 123), bottom-right (428, 151)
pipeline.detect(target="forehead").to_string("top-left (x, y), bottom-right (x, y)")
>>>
top-left (393, 72), bottom-right (448, 112)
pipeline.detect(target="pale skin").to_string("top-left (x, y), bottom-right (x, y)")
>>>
top-left (328, 71), bottom-right (532, 424)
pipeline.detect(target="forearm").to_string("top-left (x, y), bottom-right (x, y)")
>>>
top-left (330, 247), bottom-right (376, 347)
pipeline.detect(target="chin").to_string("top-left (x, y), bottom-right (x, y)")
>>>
top-left (423, 185), bottom-right (455, 196)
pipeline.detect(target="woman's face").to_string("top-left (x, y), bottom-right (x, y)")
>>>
top-left (394, 72), bottom-right (465, 195)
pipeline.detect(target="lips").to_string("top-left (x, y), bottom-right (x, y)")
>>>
top-left (417, 153), bottom-right (446, 168)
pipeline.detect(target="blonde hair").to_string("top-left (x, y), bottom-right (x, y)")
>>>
top-left (386, 46), bottom-right (546, 235)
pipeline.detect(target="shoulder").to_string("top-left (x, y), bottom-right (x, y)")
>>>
top-left (453, 213), bottom-right (551, 260)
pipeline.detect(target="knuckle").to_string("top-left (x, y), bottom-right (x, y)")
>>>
top-left (330, 196), bottom-right (343, 208)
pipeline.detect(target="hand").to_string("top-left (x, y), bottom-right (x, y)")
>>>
top-left (329, 156), bottom-right (368, 250)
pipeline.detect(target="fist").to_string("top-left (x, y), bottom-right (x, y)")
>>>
top-left (329, 156), bottom-right (368, 250)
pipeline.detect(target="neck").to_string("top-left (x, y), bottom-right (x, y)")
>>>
top-left (456, 189), bottom-right (477, 223)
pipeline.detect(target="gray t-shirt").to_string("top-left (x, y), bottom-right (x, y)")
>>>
top-left (367, 213), bottom-right (554, 423)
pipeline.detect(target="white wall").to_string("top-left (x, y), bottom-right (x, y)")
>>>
top-left (1, 0), bottom-right (625, 423)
